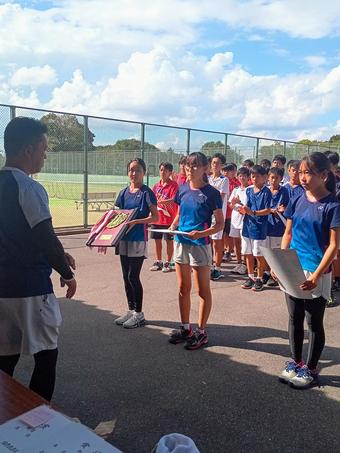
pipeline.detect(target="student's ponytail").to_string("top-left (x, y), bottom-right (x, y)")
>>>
top-left (301, 152), bottom-right (336, 195)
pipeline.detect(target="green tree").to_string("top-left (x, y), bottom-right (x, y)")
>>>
top-left (41, 113), bottom-right (95, 151)
top-left (329, 135), bottom-right (340, 143)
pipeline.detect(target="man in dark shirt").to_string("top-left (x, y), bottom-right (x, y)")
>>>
top-left (0, 117), bottom-right (77, 401)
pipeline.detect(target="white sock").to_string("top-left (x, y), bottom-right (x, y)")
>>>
top-left (183, 323), bottom-right (190, 330)
top-left (248, 274), bottom-right (255, 280)
top-left (215, 266), bottom-right (221, 272)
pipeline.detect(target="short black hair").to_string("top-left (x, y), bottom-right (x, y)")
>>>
top-left (4, 117), bottom-right (47, 156)
top-left (223, 163), bottom-right (237, 172)
top-left (324, 151), bottom-right (339, 166)
top-left (268, 167), bottom-right (284, 178)
top-left (211, 152), bottom-right (226, 165)
top-left (179, 156), bottom-right (187, 165)
top-left (159, 161), bottom-right (173, 172)
top-left (127, 158), bottom-right (146, 174)
top-left (242, 159), bottom-right (254, 168)
top-left (272, 154), bottom-right (286, 165)
top-left (237, 166), bottom-right (250, 177)
top-left (260, 158), bottom-right (271, 169)
top-left (287, 159), bottom-right (300, 169)
top-left (250, 165), bottom-right (267, 176)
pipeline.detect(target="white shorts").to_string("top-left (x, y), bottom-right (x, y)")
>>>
top-left (0, 294), bottom-right (61, 355)
top-left (241, 237), bottom-right (269, 257)
top-left (229, 226), bottom-right (241, 238)
top-left (267, 236), bottom-right (282, 249)
top-left (174, 242), bottom-right (212, 267)
top-left (210, 214), bottom-right (225, 240)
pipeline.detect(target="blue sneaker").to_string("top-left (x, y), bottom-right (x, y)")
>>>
top-left (211, 269), bottom-right (224, 281)
top-left (279, 360), bottom-right (301, 383)
top-left (289, 365), bottom-right (319, 389)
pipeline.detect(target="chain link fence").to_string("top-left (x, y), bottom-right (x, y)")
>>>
top-left (0, 103), bottom-right (339, 229)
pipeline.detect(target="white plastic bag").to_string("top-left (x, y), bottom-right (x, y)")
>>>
top-left (154, 433), bottom-right (200, 453)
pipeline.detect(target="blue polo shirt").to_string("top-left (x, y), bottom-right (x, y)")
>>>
top-left (174, 183), bottom-right (222, 246)
top-left (115, 185), bottom-right (157, 242)
top-left (268, 186), bottom-right (290, 237)
top-left (0, 167), bottom-right (53, 298)
top-left (285, 191), bottom-right (340, 272)
top-left (284, 183), bottom-right (305, 200)
top-left (242, 185), bottom-right (272, 240)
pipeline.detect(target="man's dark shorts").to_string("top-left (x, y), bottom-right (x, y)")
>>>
top-left (150, 224), bottom-right (174, 241)
top-left (223, 218), bottom-right (231, 235)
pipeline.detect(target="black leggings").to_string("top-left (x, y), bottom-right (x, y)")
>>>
top-left (0, 348), bottom-right (58, 401)
top-left (120, 256), bottom-right (145, 312)
top-left (285, 294), bottom-right (326, 369)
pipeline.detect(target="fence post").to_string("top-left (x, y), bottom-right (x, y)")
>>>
top-left (283, 141), bottom-right (287, 156)
top-left (83, 116), bottom-right (89, 228)
top-left (186, 129), bottom-right (190, 155)
top-left (141, 123), bottom-right (148, 185)
top-left (9, 106), bottom-right (16, 120)
top-left (255, 138), bottom-right (259, 164)
top-left (224, 134), bottom-right (228, 160)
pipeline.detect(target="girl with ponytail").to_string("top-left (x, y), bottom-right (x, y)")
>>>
top-left (279, 152), bottom-right (340, 388)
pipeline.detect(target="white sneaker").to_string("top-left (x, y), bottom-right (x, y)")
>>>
top-left (162, 261), bottom-right (171, 273)
top-left (279, 360), bottom-right (300, 383)
top-left (289, 365), bottom-right (318, 389)
top-left (115, 310), bottom-right (134, 326)
top-left (230, 264), bottom-right (242, 274)
top-left (237, 264), bottom-right (248, 275)
top-left (123, 311), bottom-right (145, 329)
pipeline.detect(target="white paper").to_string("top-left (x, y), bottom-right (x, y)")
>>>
top-left (148, 228), bottom-right (191, 236)
top-left (0, 405), bottom-right (122, 453)
top-left (259, 247), bottom-right (313, 299)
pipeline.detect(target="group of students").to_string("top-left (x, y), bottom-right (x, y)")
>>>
top-left (1, 116), bottom-right (340, 405)
top-left (113, 150), bottom-right (340, 389)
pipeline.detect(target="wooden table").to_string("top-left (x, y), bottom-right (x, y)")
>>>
top-left (0, 370), bottom-right (48, 424)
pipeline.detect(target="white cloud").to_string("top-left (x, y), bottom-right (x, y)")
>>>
top-left (10, 65), bottom-right (57, 87)
top-left (305, 56), bottom-right (327, 67)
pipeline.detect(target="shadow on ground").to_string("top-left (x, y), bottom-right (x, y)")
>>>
top-left (14, 297), bottom-right (340, 453)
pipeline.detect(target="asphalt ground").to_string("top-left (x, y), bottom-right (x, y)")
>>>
top-left (14, 234), bottom-right (340, 453)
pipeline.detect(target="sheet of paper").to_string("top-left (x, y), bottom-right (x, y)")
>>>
top-left (0, 405), bottom-right (122, 453)
top-left (259, 247), bottom-right (313, 299)
top-left (20, 405), bottom-right (55, 428)
top-left (148, 228), bottom-right (191, 236)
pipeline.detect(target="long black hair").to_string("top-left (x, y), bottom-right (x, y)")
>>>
top-left (301, 152), bottom-right (336, 194)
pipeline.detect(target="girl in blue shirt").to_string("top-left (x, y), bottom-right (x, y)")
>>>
top-left (280, 152), bottom-right (340, 388)
top-left (168, 152), bottom-right (224, 350)
top-left (113, 158), bottom-right (158, 329)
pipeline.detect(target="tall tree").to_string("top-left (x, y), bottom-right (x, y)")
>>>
top-left (41, 113), bottom-right (95, 151)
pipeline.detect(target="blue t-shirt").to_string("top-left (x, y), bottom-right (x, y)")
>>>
top-left (284, 183), bottom-right (305, 200)
top-left (267, 186), bottom-right (290, 237)
top-left (0, 168), bottom-right (53, 298)
top-left (174, 183), bottom-right (222, 246)
top-left (115, 185), bottom-right (157, 242)
top-left (285, 191), bottom-right (340, 272)
top-left (242, 185), bottom-right (272, 240)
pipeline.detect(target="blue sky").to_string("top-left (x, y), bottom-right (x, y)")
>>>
top-left (0, 0), bottom-right (339, 146)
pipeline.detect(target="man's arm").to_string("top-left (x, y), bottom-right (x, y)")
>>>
top-left (32, 219), bottom-right (77, 298)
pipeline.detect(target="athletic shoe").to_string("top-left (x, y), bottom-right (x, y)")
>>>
top-left (252, 278), bottom-right (264, 292)
top-left (222, 251), bottom-right (232, 262)
top-left (162, 261), bottom-right (171, 273)
top-left (123, 311), bottom-right (145, 329)
top-left (332, 279), bottom-right (340, 291)
top-left (211, 269), bottom-right (224, 281)
top-left (267, 277), bottom-right (279, 287)
top-left (115, 310), bottom-right (134, 326)
top-left (230, 263), bottom-right (242, 274)
top-left (327, 295), bottom-right (335, 307)
top-left (279, 360), bottom-right (301, 383)
top-left (289, 365), bottom-right (318, 389)
top-left (169, 326), bottom-right (193, 344)
top-left (184, 329), bottom-right (208, 350)
top-left (237, 264), bottom-right (248, 275)
top-left (241, 278), bottom-right (254, 289)
top-left (149, 261), bottom-right (163, 271)
top-left (262, 272), bottom-right (271, 285)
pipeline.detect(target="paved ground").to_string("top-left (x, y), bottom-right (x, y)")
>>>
top-left (15, 234), bottom-right (340, 453)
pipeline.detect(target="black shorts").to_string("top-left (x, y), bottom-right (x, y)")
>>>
top-left (223, 218), bottom-right (231, 235)
top-left (150, 225), bottom-right (174, 241)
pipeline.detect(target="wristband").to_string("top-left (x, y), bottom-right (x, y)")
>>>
top-left (253, 210), bottom-right (257, 216)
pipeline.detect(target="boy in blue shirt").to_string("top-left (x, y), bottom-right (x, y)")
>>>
top-left (283, 160), bottom-right (304, 199)
top-left (239, 165), bottom-right (272, 291)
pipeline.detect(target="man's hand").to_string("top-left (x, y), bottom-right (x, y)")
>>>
top-left (64, 252), bottom-right (76, 270)
top-left (188, 230), bottom-right (202, 240)
top-left (60, 277), bottom-right (77, 298)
